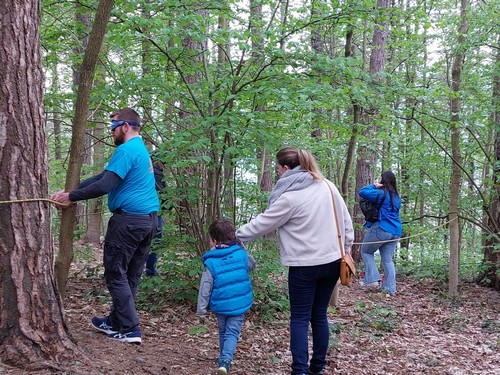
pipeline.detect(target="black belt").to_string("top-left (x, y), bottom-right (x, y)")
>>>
top-left (113, 208), bottom-right (157, 218)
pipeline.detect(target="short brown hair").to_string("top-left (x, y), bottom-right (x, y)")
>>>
top-left (209, 219), bottom-right (236, 245)
top-left (109, 107), bottom-right (141, 126)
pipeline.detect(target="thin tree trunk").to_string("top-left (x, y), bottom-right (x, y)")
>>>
top-left (341, 28), bottom-right (359, 199)
top-left (479, 35), bottom-right (500, 289)
top-left (55, 0), bottom-right (115, 299)
top-left (218, 12), bottom-right (237, 220)
top-left (310, 0), bottom-right (325, 143)
top-left (448, 0), bottom-right (468, 298)
top-left (84, 50), bottom-right (108, 245)
top-left (85, 121), bottom-right (104, 244)
top-left (398, 0), bottom-right (413, 255)
top-left (52, 65), bottom-right (63, 160)
top-left (419, 8), bottom-right (429, 258)
top-left (251, 0), bottom-right (273, 209)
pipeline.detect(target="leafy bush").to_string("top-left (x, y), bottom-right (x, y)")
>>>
top-left (247, 239), bottom-right (289, 322)
top-left (137, 238), bottom-right (290, 321)
top-left (137, 249), bottom-right (201, 312)
top-left (328, 321), bottom-right (342, 350)
top-left (355, 302), bottom-right (398, 333)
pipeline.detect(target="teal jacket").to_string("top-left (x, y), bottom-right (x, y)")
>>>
top-left (197, 244), bottom-right (254, 316)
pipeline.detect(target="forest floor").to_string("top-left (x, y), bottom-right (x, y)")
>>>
top-left (1, 248), bottom-right (499, 375)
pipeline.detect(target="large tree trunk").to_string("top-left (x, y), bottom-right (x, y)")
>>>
top-left (447, 0), bottom-right (468, 298)
top-left (177, 8), bottom-right (211, 255)
top-left (0, 0), bottom-right (81, 368)
top-left (352, 0), bottom-right (391, 262)
top-left (54, 0), bottom-right (114, 299)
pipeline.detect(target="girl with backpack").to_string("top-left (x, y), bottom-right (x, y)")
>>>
top-left (358, 170), bottom-right (402, 295)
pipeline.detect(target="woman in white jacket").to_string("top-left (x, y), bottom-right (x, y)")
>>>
top-left (236, 147), bottom-right (353, 375)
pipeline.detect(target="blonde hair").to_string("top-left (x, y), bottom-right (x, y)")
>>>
top-left (276, 147), bottom-right (324, 180)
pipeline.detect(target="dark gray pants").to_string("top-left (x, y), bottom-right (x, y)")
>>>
top-left (103, 211), bottom-right (157, 332)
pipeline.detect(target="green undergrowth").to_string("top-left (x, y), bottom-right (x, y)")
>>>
top-left (136, 239), bottom-right (290, 320)
top-left (354, 301), bottom-right (399, 334)
top-left (326, 302), bottom-right (398, 350)
top-left (396, 255), bottom-right (487, 283)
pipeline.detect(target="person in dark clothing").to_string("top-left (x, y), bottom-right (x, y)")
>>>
top-left (51, 107), bottom-right (159, 344)
top-left (145, 154), bottom-right (166, 276)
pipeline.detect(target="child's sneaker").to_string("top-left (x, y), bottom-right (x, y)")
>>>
top-left (91, 316), bottom-right (118, 335)
top-left (107, 327), bottom-right (142, 345)
top-left (217, 358), bottom-right (231, 375)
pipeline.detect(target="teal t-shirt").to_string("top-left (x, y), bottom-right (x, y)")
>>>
top-left (105, 137), bottom-right (159, 214)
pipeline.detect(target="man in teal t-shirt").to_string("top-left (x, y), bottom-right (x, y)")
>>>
top-left (105, 135), bottom-right (158, 214)
top-left (51, 107), bottom-right (159, 344)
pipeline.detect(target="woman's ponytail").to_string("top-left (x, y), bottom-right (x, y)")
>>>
top-left (297, 149), bottom-right (323, 180)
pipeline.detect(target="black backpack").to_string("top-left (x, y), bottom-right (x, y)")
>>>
top-left (153, 164), bottom-right (166, 192)
top-left (359, 191), bottom-right (385, 222)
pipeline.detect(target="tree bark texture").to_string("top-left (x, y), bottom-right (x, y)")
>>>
top-left (85, 62), bottom-right (107, 245)
top-left (251, 0), bottom-right (273, 204)
top-left (0, 0), bottom-right (80, 367)
top-left (51, 65), bottom-right (63, 160)
top-left (309, 2), bottom-right (326, 143)
top-left (352, 0), bottom-right (391, 262)
top-left (481, 34), bottom-right (500, 290)
top-left (55, 0), bottom-right (115, 299)
top-left (176, 8), bottom-right (211, 255)
top-left (447, 0), bottom-right (469, 298)
top-left (85, 123), bottom-right (105, 244)
top-left (341, 28), bottom-right (359, 199)
top-left (217, 12), bottom-right (236, 221)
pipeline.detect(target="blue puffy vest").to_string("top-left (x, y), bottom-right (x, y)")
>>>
top-left (202, 244), bottom-right (253, 316)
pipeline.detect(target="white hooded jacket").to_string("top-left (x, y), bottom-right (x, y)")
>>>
top-left (236, 179), bottom-right (354, 267)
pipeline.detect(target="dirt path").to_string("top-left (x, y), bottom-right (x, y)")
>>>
top-left (1, 271), bottom-right (499, 374)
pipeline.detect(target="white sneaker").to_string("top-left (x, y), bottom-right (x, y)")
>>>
top-left (359, 281), bottom-right (380, 288)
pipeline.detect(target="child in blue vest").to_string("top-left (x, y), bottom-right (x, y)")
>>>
top-left (197, 219), bottom-right (256, 375)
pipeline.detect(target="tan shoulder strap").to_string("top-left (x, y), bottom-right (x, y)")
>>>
top-left (325, 180), bottom-right (345, 257)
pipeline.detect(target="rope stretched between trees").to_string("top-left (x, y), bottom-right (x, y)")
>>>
top-left (352, 216), bottom-right (457, 245)
top-left (0, 198), bottom-right (70, 206)
top-left (0, 198), bottom-right (458, 245)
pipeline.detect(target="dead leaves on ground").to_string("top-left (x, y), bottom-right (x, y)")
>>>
top-left (3, 251), bottom-right (497, 374)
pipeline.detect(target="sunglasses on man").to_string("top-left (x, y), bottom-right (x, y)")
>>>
top-left (111, 120), bottom-right (140, 130)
